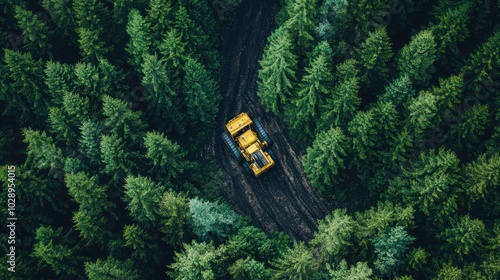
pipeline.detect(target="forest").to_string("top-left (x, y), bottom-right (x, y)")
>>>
top-left (0, 0), bottom-right (499, 279)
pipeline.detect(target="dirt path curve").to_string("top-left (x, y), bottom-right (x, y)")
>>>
top-left (209, 0), bottom-right (333, 240)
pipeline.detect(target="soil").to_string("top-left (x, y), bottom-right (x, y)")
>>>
top-left (209, 0), bottom-right (334, 240)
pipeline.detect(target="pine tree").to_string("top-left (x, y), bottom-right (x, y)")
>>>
top-left (100, 133), bottom-right (137, 182)
top-left (439, 215), bottom-right (487, 257)
top-left (183, 57), bottom-right (220, 128)
top-left (373, 226), bottom-right (415, 277)
top-left (123, 224), bottom-right (157, 260)
top-left (447, 104), bottom-right (489, 151)
top-left (65, 172), bottom-right (115, 245)
top-left (159, 28), bottom-right (187, 71)
top-left (146, 0), bottom-right (173, 40)
top-left (378, 75), bottom-right (416, 108)
top-left (158, 190), bottom-right (190, 246)
top-left (14, 5), bottom-right (52, 58)
top-left (123, 175), bottom-right (167, 226)
top-left (271, 241), bottom-right (313, 280)
top-left (22, 129), bottom-right (64, 176)
top-left (102, 95), bottom-right (147, 145)
top-left (357, 28), bottom-right (393, 85)
top-left (144, 131), bottom-right (190, 183)
top-left (79, 120), bottom-right (103, 167)
top-left (303, 126), bottom-right (348, 195)
top-left (310, 209), bottom-right (355, 263)
top-left (288, 51), bottom-right (333, 142)
top-left (319, 77), bottom-right (360, 131)
top-left (397, 30), bottom-right (437, 86)
top-left (463, 153), bottom-right (500, 215)
top-left (2, 50), bottom-right (48, 124)
top-left (229, 257), bottom-right (270, 280)
top-left (44, 61), bottom-right (75, 105)
top-left (284, 0), bottom-right (317, 51)
top-left (77, 27), bottom-right (109, 63)
top-left (168, 241), bottom-right (221, 280)
top-left (85, 257), bottom-right (139, 280)
top-left (48, 92), bottom-right (90, 145)
top-left (348, 110), bottom-right (377, 161)
top-left (315, 0), bottom-right (349, 41)
top-left (257, 27), bottom-right (297, 114)
top-left (188, 197), bottom-right (242, 242)
top-left (42, 0), bottom-right (78, 43)
top-left (462, 31), bottom-right (500, 83)
top-left (327, 260), bottom-right (373, 280)
top-left (430, 4), bottom-right (470, 59)
top-left (406, 90), bottom-right (438, 142)
top-left (125, 9), bottom-right (153, 71)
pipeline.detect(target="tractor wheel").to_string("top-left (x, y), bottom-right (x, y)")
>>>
top-left (253, 118), bottom-right (273, 147)
top-left (221, 131), bottom-right (244, 163)
top-left (242, 161), bottom-right (252, 175)
top-left (267, 149), bottom-right (276, 162)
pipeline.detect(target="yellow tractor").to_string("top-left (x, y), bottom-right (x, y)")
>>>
top-left (221, 113), bottom-right (275, 177)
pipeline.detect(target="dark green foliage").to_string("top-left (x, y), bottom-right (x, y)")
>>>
top-left (462, 31), bottom-right (500, 83)
top-left (378, 75), bottom-right (416, 108)
top-left (397, 30), bottom-right (437, 87)
top-left (257, 27), bottom-right (297, 114)
top-left (158, 190), bottom-right (190, 246)
top-left (320, 77), bottom-right (360, 131)
top-left (439, 215), bottom-right (487, 257)
top-left (44, 61), bottom-right (75, 104)
top-left (303, 126), bottom-right (348, 195)
top-left (123, 175), bottom-right (167, 225)
top-left (14, 5), bottom-right (52, 58)
top-left (283, 0), bottom-right (317, 51)
top-left (23, 129), bottom-right (64, 175)
top-left (126, 9), bottom-right (153, 71)
top-left (144, 131), bottom-right (189, 182)
top-left (430, 4), bottom-right (470, 59)
top-left (271, 241), bottom-right (313, 280)
top-left (357, 28), bottom-right (393, 85)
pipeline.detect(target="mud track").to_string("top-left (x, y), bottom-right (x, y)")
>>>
top-left (209, 0), bottom-right (333, 240)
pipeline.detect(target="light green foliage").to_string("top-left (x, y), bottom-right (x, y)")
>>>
top-left (257, 27), bottom-right (297, 114)
top-left (73, 0), bottom-right (109, 31)
top-left (123, 175), bottom-right (167, 225)
top-left (407, 90), bottom-right (438, 140)
top-left (397, 30), bottom-right (437, 86)
top-left (327, 259), bottom-right (373, 280)
top-left (320, 77), bottom-right (360, 131)
top-left (407, 247), bottom-right (429, 271)
top-left (169, 241), bottom-right (221, 280)
top-left (73, 62), bottom-right (100, 99)
top-left (284, 0), bottom-right (317, 51)
top-left (357, 28), bottom-right (393, 84)
top-left (303, 126), bottom-right (348, 195)
top-left (335, 59), bottom-right (359, 83)
top-left (288, 48), bottom-right (333, 142)
top-left (439, 215), bottom-right (487, 256)
top-left (144, 131), bottom-right (189, 181)
top-left (85, 257), bottom-right (139, 280)
top-left (385, 149), bottom-right (461, 226)
top-left (188, 197), bottom-right (242, 242)
top-left (126, 9), bottom-right (153, 71)
top-left (48, 92), bottom-right (90, 145)
top-left (79, 120), bottom-right (103, 166)
top-left (159, 28), bottom-right (187, 70)
top-left (354, 202), bottom-right (414, 249)
top-left (100, 134), bottom-right (137, 181)
top-left (310, 209), bottom-right (355, 263)
top-left (22, 129), bottom-right (63, 175)
top-left (463, 153), bottom-right (500, 206)
top-left (44, 61), bottom-right (75, 104)
top-left (158, 190), bottom-right (190, 246)
top-left (448, 104), bottom-right (489, 150)
top-left (77, 27), bottom-right (108, 63)
top-left (14, 5), bottom-right (52, 57)
top-left (147, 0), bottom-right (172, 39)
top-left (371, 101), bottom-right (400, 146)
top-left (271, 242), bottom-right (313, 280)
top-left (431, 75), bottom-right (463, 116)
top-left (123, 224), bottom-right (157, 260)
top-left (435, 263), bottom-right (463, 280)
top-left (373, 226), bottom-right (415, 277)
top-left (229, 257), bottom-right (271, 280)
top-left (183, 57), bottom-right (220, 127)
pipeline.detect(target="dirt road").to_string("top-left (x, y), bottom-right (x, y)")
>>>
top-left (210, 0), bottom-right (333, 240)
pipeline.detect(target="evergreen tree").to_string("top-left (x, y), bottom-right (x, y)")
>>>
top-left (315, 0), bottom-right (349, 41)
top-left (14, 5), bottom-right (52, 58)
top-left (397, 30), bottom-right (437, 86)
top-left (430, 4), bottom-right (470, 59)
top-left (100, 134), bottom-right (137, 182)
top-left (447, 104), bottom-right (489, 151)
top-left (79, 120), bottom-right (103, 167)
top-left (125, 9), bottom-right (153, 71)
top-left (229, 257), bottom-right (270, 280)
top-left (159, 28), bottom-right (187, 71)
top-left (44, 61), bottom-right (75, 105)
top-left (189, 197), bottom-right (242, 242)
top-left (144, 131), bottom-right (189, 183)
top-left (284, 0), bottom-right (317, 51)
top-left (310, 209), bottom-right (355, 263)
top-left (123, 224), bottom-right (157, 260)
top-left (2, 50), bottom-right (48, 124)
top-left (288, 51), bottom-right (333, 142)
top-left (439, 215), bottom-right (487, 257)
top-left (271, 241), bottom-right (313, 280)
top-left (406, 90), bottom-right (438, 142)
top-left (102, 95), bottom-right (147, 145)
top-left (463, 153), bottom-right (500, 215)
top-left (65, 172), bottom-right (115, 245)
top-left (327, 260), bottom-right (373, 280)
top-left (22, 129), bottom-right (64, 176)
top-left (77, 27), bottom-right (109, 63)
top-left (257, 27), bottom-right (298, 114)
top-left (146, 0), bottom-right (173, 40)
top-left (183, 57), bottom-right (220, 129)
top-left (373, 226), bottom-right (415, 277)
top-left (357, 28), bottom-right (393, 85)
top-left (42, 0), bottom-right (78, 43)
top-left (378, 75), bottom-right (416, 109)
top-left (462, 31), bottom-right (500, 83)
top-left (319, 77), bottom-right (360, 131)
top-left (303, 126), bottom-right (348, 195)
top-left (348, 110), bottom-right (377, 161)
top-left (169, 241), bottom-right (222, 280)
top-left (33, 226), bottom-right (85, 277)
top-left (123, 175), bottom-right (167, 226)
top-left (158, 190), bottom-right (190, 246)
top-left (48, 92), bottom-right (90, 145)
top-left (85, 257), bottom-right (139, 280)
